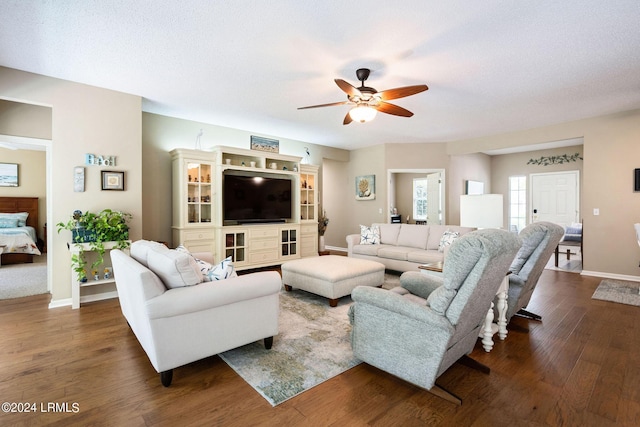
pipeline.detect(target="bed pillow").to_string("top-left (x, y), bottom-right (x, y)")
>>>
top-left (0, 212), bottom-right (29, 227)
top-left (0, 218), bottom-right (19, 228)
top-left (360, 224), bottom-right (380, 245)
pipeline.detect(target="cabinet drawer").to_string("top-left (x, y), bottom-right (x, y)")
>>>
top-left (249, 250), bottom-right (279, 263)
top-left (183, 240), bottom-right (214, 253)
top-left (300, 224), bottom-right (317, 234)
top-left (184, 230), bottom-right (214, 241)
top-left (250, 238), bottom-right (278, 250)
top-left (249, 228), bottom-right (279, 239)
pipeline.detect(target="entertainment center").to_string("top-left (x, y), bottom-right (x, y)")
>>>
top-left (171, 146), bottom-right (319, 270)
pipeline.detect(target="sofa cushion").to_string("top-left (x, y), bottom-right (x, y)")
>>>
top-left (426, 225), bottom-right (448, 250)
top-left (146, 247), bottom-right (202, 289)
top-left (375, 223), bottom-right (400, 245)
top-left (438, 230), bottom-right (460, 252)
top-left (360, 224), bottom-right (380, 244)
top-left (352, 243), bottom-right (385, 256)
top-left (130, 240), bottom-right (169, 267)
top-left (377, 246), bottom-right (410, 261)
top-left (406, 250), bottom-right (444, 264)
top-left (396, 224), bottom-right (430, 249)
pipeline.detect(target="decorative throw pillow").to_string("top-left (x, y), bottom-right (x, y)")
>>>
top-left (563, 226), bottom-right (582, 242)
top-left (0, 218), bottom-right (19, 228)
top-left (360, 225), bottom-right (380, 245)
top-left (438, 230), bottom-right (459, 253)
top-left (202, 256), bottom-right (237, 281)
top-left (175, 245), bottom-right (237, 281)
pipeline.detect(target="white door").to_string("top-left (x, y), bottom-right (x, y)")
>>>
top-left (530, 171), bottom-right (579, 226)
top-left (426, 172), bottom-right (442, 224)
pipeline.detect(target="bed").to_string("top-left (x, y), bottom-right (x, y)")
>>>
top-left (0, 197), bottom-right (42, 265)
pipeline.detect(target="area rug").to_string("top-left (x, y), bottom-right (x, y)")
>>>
top-left (592, 279), bottom-right (640, 307)
top-left (219, 273), bottom-right (402, 406)
top-left (0, 263), bottom-right (47, 299)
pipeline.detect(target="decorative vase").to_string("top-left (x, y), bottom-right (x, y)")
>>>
top-left (319, 235), bottom-right (325, 252)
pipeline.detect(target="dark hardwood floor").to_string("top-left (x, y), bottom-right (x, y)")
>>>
top-left (1, 269), bottom-right (638, 426)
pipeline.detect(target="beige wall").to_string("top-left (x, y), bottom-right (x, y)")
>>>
top-left (0, 99), bottom-right (52, 139)
top-left (448, 153), bottom-right (492, 224)
top-left (448, 109), bottom-right (640, 278)
top-left (0, 66), bottom-right (143, 305)
top-left (491, 145), bottom-right (584, 228)
top-left (0, 148), bottom-right (47, 236)
top-left (141, 112), bottom-right (349, 245)
top-left (321, 158), bottom-right (350, 248)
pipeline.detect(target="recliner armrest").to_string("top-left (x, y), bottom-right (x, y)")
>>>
top-left (351, 286), bottom-right (453, 331)
top-left (146, 271), bottom-right (281, 319)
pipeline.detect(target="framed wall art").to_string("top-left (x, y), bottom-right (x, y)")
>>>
top-left (250, 136), bottom-right (279, 153)
top-left (465, 180), bottom-right (484, 195)
top-left (355, 175), bottom-right (375, 200)
top-left (0, 162), bottom-right (19, 187)
top-left (101, 171), bottom-right (125, 191)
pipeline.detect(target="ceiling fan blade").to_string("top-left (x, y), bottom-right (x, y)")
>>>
top-left (335, 79), bottom-right (362, 97)
top-left (377, 84), bottom-right (428, 101)
top-left (343, 112), bottom-right (353, 125)
top-left (375, 101), bottom-right (414, 117)
top-left (297, 101), bottom-right (350, 110)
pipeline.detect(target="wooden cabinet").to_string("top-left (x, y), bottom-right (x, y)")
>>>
top-left (171, 146), bottom-right (319, 270)
top-left (299, 164), bottom-right (319, 257)
top-left (171, 149), bottom-right (216, 254)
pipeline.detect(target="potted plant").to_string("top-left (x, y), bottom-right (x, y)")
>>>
top-left (57, 209), bottom-right (132, 282)
top-left (318, 210), bottom-right (329, 252)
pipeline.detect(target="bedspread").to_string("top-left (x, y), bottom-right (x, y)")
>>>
top-left (0, 226), bottom-right (42, 256)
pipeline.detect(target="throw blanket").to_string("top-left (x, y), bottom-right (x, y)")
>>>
top-left (0, 226), bottom-right (42, 256)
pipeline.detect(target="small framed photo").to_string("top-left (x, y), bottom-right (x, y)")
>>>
top-left (0, 162), bottom-right (19, 187)
top-left (250, 135), bottom-right (279, 153)
top-left (101, 171), bottom-right (125, 191)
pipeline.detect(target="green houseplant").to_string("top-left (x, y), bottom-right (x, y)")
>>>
top-left (57, 209), bottom-right (132, 282)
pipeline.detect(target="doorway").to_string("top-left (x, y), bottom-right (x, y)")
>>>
top-left (387, 169), bottom-right (445, 224)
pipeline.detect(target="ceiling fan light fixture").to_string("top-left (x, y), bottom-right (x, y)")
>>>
top-left (349, 105), bottom-right (377, 123)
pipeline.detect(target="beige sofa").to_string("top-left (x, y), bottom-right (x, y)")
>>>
top-left (111, 240), bottom-right (281, 386)
top-left (346, 223), bottom-right (475, 272)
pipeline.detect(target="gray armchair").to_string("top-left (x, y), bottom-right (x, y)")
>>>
top-left (348, 229), bottom-right (521, 404)
top-left (502, 221), bottom-right (564, 322)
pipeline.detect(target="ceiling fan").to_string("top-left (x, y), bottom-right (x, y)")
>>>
top-left (298, 68), bottom-right (428, 125)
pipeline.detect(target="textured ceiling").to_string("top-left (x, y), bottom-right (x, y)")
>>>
top-left (1, 1), bottom-right (639, 150)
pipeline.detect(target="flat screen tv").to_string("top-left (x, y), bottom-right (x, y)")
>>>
top-left (223, 171), bottom-right (293, 224)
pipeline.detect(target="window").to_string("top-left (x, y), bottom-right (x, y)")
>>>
top-left (413, 178), bottom-right (428, 220)
top-left (509, 176), bottom-right (527, 233)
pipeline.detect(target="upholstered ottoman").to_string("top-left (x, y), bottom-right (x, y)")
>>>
top-left (281, 255), bottom-right (385, 307)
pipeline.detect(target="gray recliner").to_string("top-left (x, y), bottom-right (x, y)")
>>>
top-left (348, 229), bottom-right (521, 404)
top-left (501, 221), bottom-right (564, 323)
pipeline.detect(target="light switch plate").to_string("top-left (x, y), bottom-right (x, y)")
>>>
top-left (593, 208), bottom-right (600, 216)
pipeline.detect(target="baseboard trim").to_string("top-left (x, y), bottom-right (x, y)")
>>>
top-left (48, 291), bottom-right (119, 309)
top-left (581, 270), bottom-right (640, 282)
top-left (326, 245), bottom-right (347, 253)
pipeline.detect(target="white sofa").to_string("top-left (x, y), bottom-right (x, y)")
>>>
top-left (346, 223), bottom-right (475, 272)
top-left (110, 240), bottom-right (281, 386)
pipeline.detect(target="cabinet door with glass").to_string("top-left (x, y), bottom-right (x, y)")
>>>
top-left (280, 226), bottom-right (299, 261)
top-left (186, 161), bottom-right (213, 224)
top-left (299, 165), bottom-right (318, 222)
top-left (224, 228), bottom-right (247, 267)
